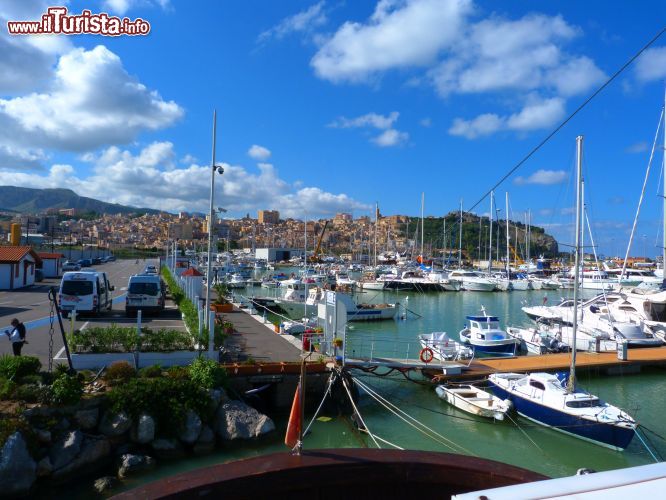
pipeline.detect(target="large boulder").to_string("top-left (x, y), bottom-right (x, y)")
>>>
top-left (117, 454), bottom-right (155, 479)
top-left (50, 430), bottom-right (83, 471)
top-left (131, 414), bottom-right (155, 444)
top-left (193, 425), bottom-right (215, 455)
top-left (75, 408), bottom-right (99, 431)
top-left (214, 400), bottom-right (275, 440)
top-left (0, 432), bottom-right (37, 496)
top-left (178, 410), bottom-right (202, 445)
top-left (52, 436), bottom-right (111, 479)
top-left (99, 411), bottom-right (132, 437)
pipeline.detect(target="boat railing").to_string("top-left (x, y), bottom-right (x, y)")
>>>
top-left (345, 335), bottom-right (462, 366)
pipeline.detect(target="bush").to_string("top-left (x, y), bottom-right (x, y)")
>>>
top-left (13, 384), bottom-right (49, 404)
top-left (17, 374), bottom-right (43, 386)
top-left (188, 357), bottom-right (227, 390)
top-left (103, 361), bottom-right (136, 385)
top-left (162, 267), bottom-right (201, 342)
top-left (50, 373), bottom-right (83, 405)
top-left (139, 365), bottom-right (163, 378)
top-left (0, 355), bottom-right (41, 380)
top-left (107, 378), bottom-right (212, 436)
top-left (0, 377), bottom-right (16, 400)
top-left (69, 325), bottom-right (194, 353)
top-left (165, 366), bottom-right (190, 380)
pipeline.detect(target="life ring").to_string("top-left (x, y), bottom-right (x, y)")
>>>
top-left (420, 347), bottom-right (434, 364)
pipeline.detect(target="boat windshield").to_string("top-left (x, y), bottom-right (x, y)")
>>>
top-left (566, 398), bottom-right (602, 408)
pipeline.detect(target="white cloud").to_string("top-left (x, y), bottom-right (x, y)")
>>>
top-left (514, 169), bottom-right (568, 185)
top-left (0, 142), bottom-right (370, 217)
top-left (247, 144), bottom-right (272, 161)
top-left (419, 117), bottom-right (432, 127)
top-left (0, 145), bottom-right (46, 171)
top-left (180, 154), bottom-right (197, 164)
top-left (373, 129), bottom-right (409, 147)
top-left (635, 46), bottom-right (666, 82)
top-left (311, 0), bottom-right (473, 82)
top-left (625, 141), bottom-right (648, 154)
top-left (258, 1), bottom-right (327, 43)
top-left (449, 113), bottom-right (503, 139)
top-left (329, 111), bottom-right (408, 147)
top-left (0, 45), bottom-right (183, 152)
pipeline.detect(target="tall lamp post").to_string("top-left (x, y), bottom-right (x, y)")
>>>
top-left (205, 111), bottom-right (224, 320)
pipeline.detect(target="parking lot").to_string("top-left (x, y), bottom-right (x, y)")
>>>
top-left (0, 259), bottom-right (188, 366)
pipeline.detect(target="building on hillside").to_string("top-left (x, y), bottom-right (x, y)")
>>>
top-left (0, 246), bottom-right (42, 289)
top-left (258, 210), bottom-right (279, 224)
top-left (255, 247), bottom-right (305, 262)
top-left (37, 252), bottom-right (64, 278)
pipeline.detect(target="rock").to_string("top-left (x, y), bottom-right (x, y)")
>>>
top-left (117, 454), bottom-right (155, 479)
top-left (50, 430), bottom-right (83, 470)
top-left (36, 456), bottom-right (52, 478)
top-left (214, 400), bottom-right (276, 441)
top-left (131, 414), bottom-right (155, 444)
top-left (209, 388), bottom-right (228, 408)
top-left (36, 429), bottom-right (52, 444)
top-left (94, 476), bottom-right (118, 494)
top-left (178, 410), bottom-right (202, 444)
top-left (192, 425), bottom-right (216, 455)
top-left (150, 438), bottom-right (184, 460)
top-left (0, 433), bottom-right (37, 496)
top-left (99, 411), bottom-right (132, 437)
top-left (75, 408), bottom-right (99, 430)
top-left (52, 437), bottom-right (111, 479)
top-left (55, 417), bottom-right (71, 431)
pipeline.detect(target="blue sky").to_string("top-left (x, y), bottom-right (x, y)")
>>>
top-left (1, 1), bottom-right (666, 256)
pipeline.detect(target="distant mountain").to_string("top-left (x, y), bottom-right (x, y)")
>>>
top-left (0, 186), bottom-right (162, 215)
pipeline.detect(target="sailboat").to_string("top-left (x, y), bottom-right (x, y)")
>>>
top-left (488, 136), bottom-right (637, 450)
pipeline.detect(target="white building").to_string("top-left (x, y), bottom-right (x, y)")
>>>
top-left (0, 246), bottom-right (42, 289)
top-left (37, 252), bottom-right (64, 278)
top-left (255, 248), bottom-right (305, 262)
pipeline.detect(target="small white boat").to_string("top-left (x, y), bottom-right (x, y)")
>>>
top-left (506, 325), bottom-right (569, 355)
top-left (459, 310), bottom-right (519, 355)
top-left (435, 384), bottom-right (511, 421)
top-left (418, 332), bottom-right (473, 361)
top-left (226, 273), bottom-right (248, 289)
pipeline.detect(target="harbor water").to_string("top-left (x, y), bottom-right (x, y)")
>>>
top-left (94, 283), bottom-right (666, 496)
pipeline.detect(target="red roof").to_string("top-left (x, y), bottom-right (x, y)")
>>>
top-left (37, 252), bottom-right (64, 259)
top-left (0, 246), bottom-right (42, 265)
top-left (181, 267), bottom-right (204, 276)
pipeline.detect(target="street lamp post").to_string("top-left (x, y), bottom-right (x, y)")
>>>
top-left (205, 111), bottom-right (224, 323)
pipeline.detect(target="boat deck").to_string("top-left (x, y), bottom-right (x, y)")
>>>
top-left (430, 347), bottom-right (666, 383)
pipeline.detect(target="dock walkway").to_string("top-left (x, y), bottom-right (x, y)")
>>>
top-left (222, 303), bottom-right (303, 363)
top-left (431, 347), bottom-right (666, 383)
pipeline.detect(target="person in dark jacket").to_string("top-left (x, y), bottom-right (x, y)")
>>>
top-left (5, 318), bottom-right (27, 356)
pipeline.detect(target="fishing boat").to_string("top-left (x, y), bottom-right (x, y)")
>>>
top-left (489, 136), bottom-right (637, 451)
top-left (418, 332), bottom-right (473, 361)
top-left (458, 311), bottom-right (519, 355)
top-left (435, 384), bottom-right (511, 420)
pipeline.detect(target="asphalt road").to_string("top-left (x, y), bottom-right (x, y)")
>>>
top-left (0, 259), bottom-right (187, 367)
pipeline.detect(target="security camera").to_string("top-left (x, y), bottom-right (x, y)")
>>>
top-left (216, 166), bottom-right (224, 174)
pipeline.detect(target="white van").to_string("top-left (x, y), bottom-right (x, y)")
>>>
top-left (125, 274), bottom-right (165, 317)
top-left (59, 271), bottom-right (114, 317)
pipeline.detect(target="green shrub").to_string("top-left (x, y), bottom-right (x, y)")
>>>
top-left (0, 377), bottom-right (16, 400)
top-left (162, 267), bottom-right (201, 341)
top-left (107, 377), bottom-right (212, 435)
top-left (13, 384), bottom-right (49, 404)
top-left (54, 364), bottom-right (69, 376)
top-left (50, 373), bottom-right (83, 405)
top-left (0, 355), bottom-right (41, 380)
top-left (139, 365), bottom-right (163, 378)
top-left (69, 324), bottom-right (194, 353)
top-left (188, 357), bottom-right (227, 390)
top-left (17, 374), bottom-right (42, 386)
top-left (165, 366), bottom-right (190, 380)
top-left (103, 361), bottom-right (136, 385)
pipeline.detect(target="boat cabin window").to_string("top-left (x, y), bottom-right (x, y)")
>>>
top-left (566, 398), bottom-right (601, 408)
top-left (648, 302), bottom-right (666, 322)
top-left (529, 380), bottom-right (545, 391)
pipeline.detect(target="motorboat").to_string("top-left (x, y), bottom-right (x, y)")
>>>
top-left (274, 280), bottom-right (320, 318)
top-left (459, 312), bottom-right (519, 355)
top-left (522, 297), bottom-right (579, 323)
top-left (488, 372), bottom-right (636, 450)
top-left (226, 273), bottom-right (248, 289)
top-left (435, 384), bottom-right (511, 421)
top-left (418, 332), bottom-right (473, 361)
top-left (506, 325), bottom-right (569, 355)
top-left (448, 270), bottom-right (497, 292)
top-left (339, 293), bottom-right (398, 322)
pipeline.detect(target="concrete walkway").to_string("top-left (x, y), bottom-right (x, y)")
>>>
top-left (221, 304), bottom-right (303, 363)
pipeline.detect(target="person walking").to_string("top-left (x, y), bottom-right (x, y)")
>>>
top-left (5, 318), bottom-right (27, 356)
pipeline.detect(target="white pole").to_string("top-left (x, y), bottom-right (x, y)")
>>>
top-left (458, 199), bottom-right (463, 268)
top-left (569, 135), bottom-right (584, 392)
top-left (505, 192), bottom-right (509, 276)
top-left (205, 111), bottom-right (217, 321)
top-left (488, 191), bottom-right (493, 273)
top-left (420, 192), bottom-right (424, 258)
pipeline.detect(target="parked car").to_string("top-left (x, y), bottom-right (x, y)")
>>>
top-left (62, 261), bottom-right (81, 271)
top-left (77, 259), bottom-right (92, 267)
top-left (92, 257), bottom-right (102, 265)
top-left (143, 265), bottom-right (158, 274)
top-left (59, 271), bottom-right (115, 317)
top-left (106, 255), bottom-right (116, 262)
top-left (125, 274), bottom-right (165, 317)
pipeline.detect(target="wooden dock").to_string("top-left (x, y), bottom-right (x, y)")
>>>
top-left (430, 346), bottom-right (666, 383)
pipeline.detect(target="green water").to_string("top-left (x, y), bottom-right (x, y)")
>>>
top-left (87, 284), bottom-right (666, 496)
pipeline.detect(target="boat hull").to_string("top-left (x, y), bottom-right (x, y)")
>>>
top-left (435, 386), bottom-right (506, 420)
top-left (348, 307), bottom-right (397, 321)
top-left (488, 382), bottom-right (635, 450)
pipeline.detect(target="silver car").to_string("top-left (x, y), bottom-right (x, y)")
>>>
top-left (62, 261), bottom-right (81, 271)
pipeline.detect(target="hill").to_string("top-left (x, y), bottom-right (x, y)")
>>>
top-left (0, 187), bottom-right (162, 215)
top-left (403, 212), bottom-right (558, 259)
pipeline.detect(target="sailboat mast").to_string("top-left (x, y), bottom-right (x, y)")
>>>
top-left (569, 135), bottom-right (584, 392)
top-left (505, 192), bottom-right (509, 276)
top-left (488, 191), bottom-right (494, 274)
top-left (442, 218), bottom-right (447, 268)
top-left (458, 199), bottom-right (463, 267)
top-left (374, 202), bottom-right (378, 268)
top-left (420, 192), bottom-right (425, 259)
top-left (663, 86), bottom-right (666, 277)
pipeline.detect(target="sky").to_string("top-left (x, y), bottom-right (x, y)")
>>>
top-left (1, 0), bottom-right (666, 257)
